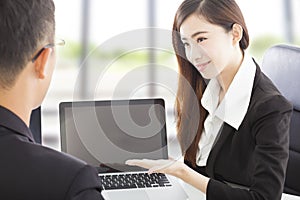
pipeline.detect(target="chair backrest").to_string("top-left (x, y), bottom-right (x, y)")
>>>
top-left (261, 44), bottom-right (300, 196)
top-left (29, 106), bottom-right (42, 144)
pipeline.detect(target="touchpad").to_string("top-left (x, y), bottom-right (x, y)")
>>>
top-left (102, 190), bottom-right (150, 200)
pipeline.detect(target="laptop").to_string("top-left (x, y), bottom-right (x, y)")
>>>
top-left (59, 98), bottom-right (189, 200)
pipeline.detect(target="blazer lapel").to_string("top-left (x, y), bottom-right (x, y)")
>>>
top-left (205, 123), bottom-right (235, 178)
top-left (205, 59), bottom-right (262, 178)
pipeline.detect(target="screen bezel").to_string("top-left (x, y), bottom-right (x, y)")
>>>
top-left (59, 98), bottom-right (168, 171)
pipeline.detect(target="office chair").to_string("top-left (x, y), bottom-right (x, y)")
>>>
top-left (261, 44), bottom-right (300, 196)
top-left (29, 106), bottom-right (42, 144)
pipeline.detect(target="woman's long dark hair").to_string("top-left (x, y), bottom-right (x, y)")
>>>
top-left (173, 0), bottom-right (249, 167)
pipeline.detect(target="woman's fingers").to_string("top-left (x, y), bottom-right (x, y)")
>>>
top-left (125, 159), bottom-right (141, 166)
top-left (126, 159), bottom-right (183, 178)
top-left (125, 159), bottom-right (154, 169)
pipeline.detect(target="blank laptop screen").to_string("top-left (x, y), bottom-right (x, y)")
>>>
top-left (59, 99), bottom-right (168, 172)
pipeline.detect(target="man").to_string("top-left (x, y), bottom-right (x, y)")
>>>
top-left (0, 0), bottom-right (104, 199)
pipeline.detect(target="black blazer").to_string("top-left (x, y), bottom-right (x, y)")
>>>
top-left (188, 63), bottom-right (292, 200)
top-left (0, 106), bottom-right (104, 200)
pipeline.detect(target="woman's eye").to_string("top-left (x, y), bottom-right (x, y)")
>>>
top-left (197, 37), bottom-right (207, 43)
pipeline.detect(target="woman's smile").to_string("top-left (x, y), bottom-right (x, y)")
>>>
top-left (195, 60), bottom-right (211, 72)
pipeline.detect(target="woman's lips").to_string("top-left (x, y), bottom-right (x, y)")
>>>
top-left (195, 61), bottom-right (211, 72)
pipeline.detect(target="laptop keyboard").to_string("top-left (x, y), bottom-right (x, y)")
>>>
top-left (99, 172), bottom-right (172, 190)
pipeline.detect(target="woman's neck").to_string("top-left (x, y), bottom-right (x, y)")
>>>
top-left (217, 50), bottom-right (244, 101)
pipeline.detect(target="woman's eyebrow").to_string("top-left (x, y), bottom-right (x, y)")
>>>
top-left (191, 31), bottom-right (208, 39)
top-left (181, 31), bottom-right (208, 41)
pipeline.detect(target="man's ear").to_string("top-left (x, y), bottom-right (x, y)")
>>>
top-left (34, 48), bottom-right (52, 79)
top-left (231, 23), bottom-right (243, 46)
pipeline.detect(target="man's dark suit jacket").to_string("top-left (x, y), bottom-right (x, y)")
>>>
top-left (187, 63), bottom-right (293, 200)
top-left (0, 106), bottom-right (104, 200)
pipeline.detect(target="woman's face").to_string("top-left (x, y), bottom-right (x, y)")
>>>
top-left (179, 14), bottom-right (236, 79)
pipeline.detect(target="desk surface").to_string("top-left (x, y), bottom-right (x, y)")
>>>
top-left (180, 180), bottom-right (300, 200)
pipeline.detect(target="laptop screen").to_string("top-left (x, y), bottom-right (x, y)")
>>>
top-left (59, 99), bottom-right (168, 172)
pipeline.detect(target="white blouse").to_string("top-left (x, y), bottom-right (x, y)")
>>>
top-left (196, 55), bottom-right (256, 166)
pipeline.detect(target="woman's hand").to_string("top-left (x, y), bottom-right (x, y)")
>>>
top-left (126, 158), bottom-right (209, 194)
top-left (125, 158), bottom-right (186, 179)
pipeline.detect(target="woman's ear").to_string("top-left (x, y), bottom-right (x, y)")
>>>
top-left (34, 48), bottom-right (52, 79)
top-left (231, 23), bottom-right (243, 46)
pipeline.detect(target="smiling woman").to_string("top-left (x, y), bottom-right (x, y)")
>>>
top-left (126, 0), bottom-right (293, 200)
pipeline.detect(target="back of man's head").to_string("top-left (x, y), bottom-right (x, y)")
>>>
top-left (0, 0), bottom-right (55, 89)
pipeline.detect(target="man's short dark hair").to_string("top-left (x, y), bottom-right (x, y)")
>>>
top-left (0, 0), bottom-right (55, 89)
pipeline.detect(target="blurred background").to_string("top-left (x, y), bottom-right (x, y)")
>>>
top-left (43, 0), bottom-right (300, 151)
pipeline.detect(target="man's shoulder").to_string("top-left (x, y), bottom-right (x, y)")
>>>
top-left (27, 142), bottom-right (87, 170)
top-left (0, 134), bottom-right (100, 199)
top-left (31, 144), bottom-right (102, 199)
top-left (0, 130), bottom-right (88, 170)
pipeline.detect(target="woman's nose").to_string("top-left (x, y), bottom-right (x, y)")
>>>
top-left (188, 43), bottom-right (204, 63)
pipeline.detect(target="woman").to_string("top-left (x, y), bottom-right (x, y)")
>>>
top-left (126, 0), bottom-right (292, 199)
